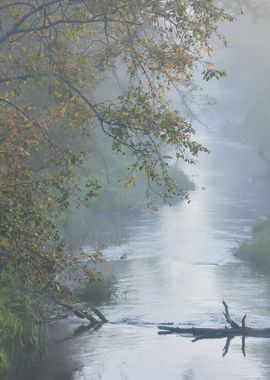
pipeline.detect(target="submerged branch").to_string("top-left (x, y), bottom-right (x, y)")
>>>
top-left (59, 303), bottom-right (108, 324)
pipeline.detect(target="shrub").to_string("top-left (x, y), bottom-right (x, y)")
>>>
top-left (235, 220), bottom-right (270, 268)
top-left (78, 275), bottom-right (117, 305)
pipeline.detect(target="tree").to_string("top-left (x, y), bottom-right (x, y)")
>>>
top-left (0, 0), bottom-right (231, 289)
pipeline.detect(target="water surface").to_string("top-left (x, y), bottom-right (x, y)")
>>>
top-left (34, 135), bottom-right (270, 380)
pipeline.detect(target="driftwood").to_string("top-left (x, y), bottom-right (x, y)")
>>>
top-left (158, 301), bottom-right (270, 356)
top-left (59, 303), bottom-right (108, 325)
top-left (53, 303), bottom-right (108, 345)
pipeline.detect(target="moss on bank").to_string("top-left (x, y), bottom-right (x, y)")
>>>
top-left (235, 220), bottom-right (270, 268)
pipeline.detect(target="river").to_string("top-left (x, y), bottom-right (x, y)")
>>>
top-left (27, 131), bottom-right (270, 380)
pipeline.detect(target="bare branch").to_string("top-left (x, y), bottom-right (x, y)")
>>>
top-left (222, 300), bottom-right (240, 328)
top-left (0, 0), bottom-right (60, 45)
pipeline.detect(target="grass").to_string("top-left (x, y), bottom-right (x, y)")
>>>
top-left (0, 270), bottom-right (45, 378)
top-left (0, 351), bottom-right (9, 377)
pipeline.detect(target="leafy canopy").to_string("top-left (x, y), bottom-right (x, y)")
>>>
top-left (0, 0), bottom-right (230, 287)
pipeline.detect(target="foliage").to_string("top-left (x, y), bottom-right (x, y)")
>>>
top-left (235, 220), bottom-right (270, 268)
top-left (0, 271), bottom-right (44, 376)
top-left (78, 273), bottom-right (117, 305)
top-left (82, 142), bottom-right (194, 211)
top-left (60, 142), bottom-right (194, 250)
top-left (96, 165), bottom-right (193, 211)
top-left (0, 1), bottom-right (230, 290)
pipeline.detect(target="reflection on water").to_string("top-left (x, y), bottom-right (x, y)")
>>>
top-left (23, 136), bottom-right (270, 380)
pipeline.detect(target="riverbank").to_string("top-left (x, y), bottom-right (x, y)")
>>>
top-left (235, 219), bottom-right (270, 269)
top-left (0, 271), bottom-right (45, 379)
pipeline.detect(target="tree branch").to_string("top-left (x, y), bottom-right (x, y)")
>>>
top-left (222, 300), bottom-right (240, 328)
top-left (0, 72), bottom-right (49, 84)
top-left (0, 0), bottom-right (60, 45)
top-left (0, 98), bottom-right (56, 146)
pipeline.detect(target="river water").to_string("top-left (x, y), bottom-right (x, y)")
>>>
top-left (30, 132), bottom-right (270, 380)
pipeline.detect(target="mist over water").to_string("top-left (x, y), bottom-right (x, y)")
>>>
top-left (36, 134), bottom-right (270, 380)
top-left (21, 3), bottom-right (270, 379)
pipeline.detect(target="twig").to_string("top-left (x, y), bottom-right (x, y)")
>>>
top-left (222, 301), bottom-right (240, 328)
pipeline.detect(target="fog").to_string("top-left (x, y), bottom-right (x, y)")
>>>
top-left (205, 1), bottom-right (270, 160)
top-left (64, 2), bottom-right (270, 250)
top-left (9, 2), bottom-right (270, 380)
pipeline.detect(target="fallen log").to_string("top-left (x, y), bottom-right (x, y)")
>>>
top-left (158, 325), bottom-right (270, 338)
top-left (158, 301), bottom-right (270, 356)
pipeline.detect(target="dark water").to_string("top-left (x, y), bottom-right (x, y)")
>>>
top-left (27, 134), bottom-right (270, 380)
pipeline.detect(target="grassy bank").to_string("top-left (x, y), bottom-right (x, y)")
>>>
top-left (235, 220), bottom-right (270, 268)
top-left (0, 271), bottom-right (44, 379)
